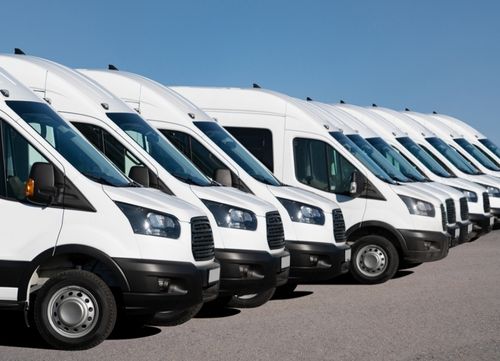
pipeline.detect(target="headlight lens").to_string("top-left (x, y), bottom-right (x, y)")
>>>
top-left (202, 200), bottom-right (257, 230)
top-left (116, 202), bottom-right (181, 238)
top-left (477, 184), bottom-right (500, 198)
top-left (451, 187), bottom-right (478, 202)
top-left (399, 196), bottom-right (436, 217)
top-left (277, 198), bottom-right (325, 225)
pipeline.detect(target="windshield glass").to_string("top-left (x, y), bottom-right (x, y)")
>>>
top-left (7, 101), bottom-right (130, 186)
top-left (454, 138), bottom-right (500, 171)
top-left (426, 137), bottom-right (482, 175)
top-left (397, 137), bottom-right (453, 178)
top-left (365, 137), bottom-right (428, 182)
top-left (107, 113), bottom-right (211, 186)
top-left (194, 121), bottom-right (281, 186)
top-left (346, 134), bottom-right (411, 182)
top-left (330, 132), bottom-right (396, 184)
top-left (479, 138), bottom-right (500, 159)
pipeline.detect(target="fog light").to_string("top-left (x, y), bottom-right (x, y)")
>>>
top-left (157, 278), bottom-right (170, 291)
top-left (310, 255), bottom-right (319, 266)
top-left (239, 265), bottom-right (250, 278)
top-left (423, 241), bottom-right (431, 250)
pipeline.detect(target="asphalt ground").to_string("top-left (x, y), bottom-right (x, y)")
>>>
top-left (1, 231), bottom-right (499, 361)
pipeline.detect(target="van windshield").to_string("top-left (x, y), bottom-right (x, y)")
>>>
top-left (330, 132), bottom-right (396, 184)
top-left (454, 138), bottom-right (500, 171)
top-left (479, 138), bottom-right (500, 159)
top-left (194, 121), bottom-right (281, 186)
top-left (6, 101), bottom-right (131, 186)
top-left (396, 137), bottom-right (454, 178)
top-left (426, 137), bottom-right (482, 175)
top-left (106, 113), bottom-right (212, 186)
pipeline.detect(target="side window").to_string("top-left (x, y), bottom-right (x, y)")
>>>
top-left (420, 144), bottom-right (453, 173)
top-left (225, 127), bottom-right (274, 171)
top-left (293, 138), bottom-right (355, 195)
top-left (1, 121), bottom-right (51, 201)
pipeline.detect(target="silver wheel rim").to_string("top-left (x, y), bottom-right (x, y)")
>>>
top-left (47, 286), bottom-right (99, 338)
top-left (235, 294), bottom-right (258, 300)
top-left (355, 244), bottom-right (388, 278)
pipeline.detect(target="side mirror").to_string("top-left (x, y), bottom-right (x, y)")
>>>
top-left (214, 168), bottom-right (232, 187)
top-left (25, 162), bottom-right (57, 205)
top-left (129, 166), bottom-right (160, 189)
top-left (349, 170), bottom-right (367, 198)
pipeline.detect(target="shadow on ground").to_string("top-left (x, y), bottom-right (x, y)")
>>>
top-left (195, 305), bottom-right (241, 319)
top-left (271, 290), bottom-right (314, 301)
top-left (307, 269), bottom-right (414, 285)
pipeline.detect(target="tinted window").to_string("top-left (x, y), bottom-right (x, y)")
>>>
top-left (225, 127), bottom-right (274, 171)
top-left (454, 138), bottom-right (500, 171)
top-left (426, 137), bottom-right (481, 175)
top-left (479, 138), bottom-right (500, 158)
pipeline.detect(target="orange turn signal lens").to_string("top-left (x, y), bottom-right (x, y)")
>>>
top-left (25, 178), bottom-right (35, 197)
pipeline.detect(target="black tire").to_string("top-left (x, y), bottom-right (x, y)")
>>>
top-left (34, 269), bottom-right (116, 350)
top-left (399, 261), bottom-right (423, 270)
top-left (273, 282), bottom-right (298, 298)
top-left (150, 303), bottom-right (203, 327)
top-left (226, 288), bottom-right (276, 308)
top-left (350, 235), bottom-right (399, 284)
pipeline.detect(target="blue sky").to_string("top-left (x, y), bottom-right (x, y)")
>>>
top-left (3, 0), bottom-right (500, 143)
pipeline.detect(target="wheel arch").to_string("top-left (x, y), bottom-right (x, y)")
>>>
top-left (346, 221), bottom-right (406, 255)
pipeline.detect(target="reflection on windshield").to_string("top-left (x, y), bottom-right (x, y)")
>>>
top-left (397, 137), bottom-right (453, 178)
top-left (479, 138), bottom-right (500, 159)
top-left (6, 101), bottom-right (131, 186)
top-left (107, 113), bottom-right (211, 186)
top-left (426, 137), bottom-right (481, 175)
top-left (330, 132), bottom-right (396, 184)
top-left (454, 138), bottom-right (500, 171)
top-left (194, 121), bottom-right (281, 186)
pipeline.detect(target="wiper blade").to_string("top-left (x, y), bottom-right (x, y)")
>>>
top-left (82, 173), bottom-right (114, 186)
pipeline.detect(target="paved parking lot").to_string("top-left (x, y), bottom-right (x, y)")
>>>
top-left (1, 232), bottom-right (499, 361)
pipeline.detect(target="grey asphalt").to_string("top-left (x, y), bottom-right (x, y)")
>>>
top-left (1, 232), bottom-right (499, 361)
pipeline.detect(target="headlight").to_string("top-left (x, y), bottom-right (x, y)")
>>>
top-left (116, 202), bottom-right (180, 238)
top-left (451, 187), bottom-right (478, 202)
top-left (477, 183), bottom-right (500, 198)
top-left (277, 198), bottom-right (325, 225)
top-left (202, 200), bottom-right (257, 230)
top-left (399, 195), bottom-right (436, 217)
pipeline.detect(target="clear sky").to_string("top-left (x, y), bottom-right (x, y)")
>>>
top-left (3, 0), bottom-right (500, 143)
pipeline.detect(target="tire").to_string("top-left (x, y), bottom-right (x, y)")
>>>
top-left (399, 261), bottom-right (423, 270)
top-left (350, 235), bottom-right (399, 284)
top-left (150, 303), bottom-right (203, 327)
top-left (226, 288), bottom-right (276, 308)
top-left (33, 269), bottom-right (116, 350)
top-left (273, 282), bottom-right (298, 298)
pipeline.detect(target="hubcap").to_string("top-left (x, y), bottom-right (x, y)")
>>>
top-left (47, 286), bottom-right (99, 338)
top-left (355, 244), bottom-right (388, 278)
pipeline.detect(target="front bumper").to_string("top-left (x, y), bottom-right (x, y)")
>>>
top-left (469, 213), bottom-right (493, 235)
top-left (215, 248), bottom-right (290, 296)
top-left (114, 258), bottom-right (220, 315)
top-left (457, 220), bottom-right (474, 244)
top-left (285, 241), bottom-right (350, 282)
top-left (446, 224), bottom-right (460, 248)
top-left (398, 229), bottom-right (450, 263)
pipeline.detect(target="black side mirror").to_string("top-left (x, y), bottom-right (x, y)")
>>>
top-left (26, 162), bottom-right (57, 205)
top-left (349, 170), bottom-right (367, 198)
top-left (214, 168), bottom-right (232, 187)
top-left (129, 166), bottom-right (150, 187)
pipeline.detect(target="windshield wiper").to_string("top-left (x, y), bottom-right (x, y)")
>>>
top-left (172, 172), bottom-right (203, 186)
top-left (252, 174), bottom-right (277, 186)
top-left (82, 173), bottom-right (115, 186)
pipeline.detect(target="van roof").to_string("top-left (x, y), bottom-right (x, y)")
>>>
top-left (430, 113), bottom-right (486, 139)
top-left (172, 86), bottom-right (343, 133)
top-left (0, 66), bottom-right (44, 103)
top-left (402, 110), bottom-right (452, 138)
top-left (0, 54), bottom-right (132, 119)
top-left (77, 69), bottom-right (211, 123)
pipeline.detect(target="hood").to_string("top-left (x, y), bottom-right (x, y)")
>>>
top-left (440, 177), bottom-right (487, 194)
top-left (190, 185), bottom-right (276, 216)
top-left (403, 183), bottom-right (451, 202)
top-left (473, 174), bottom-right (500, 188)
top-left (423, 182), bottom-right (464, 200)
top-left (102, 185), bottom-right (206, 222)
top-left (390, 183), bottom-right (443, 209)
top-left (267, 185), bottom-right (340, 212)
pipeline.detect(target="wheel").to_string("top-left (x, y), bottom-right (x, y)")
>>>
top-left (150, 303), bottom-right (203, 326)
top-left (399, 261), bottom-right (423, 270)
top-left (226, 288), bottom-right (276, 308)
top-left (350, 235), bottom-right (399, 284)
top-left (33, 270), bottom-right (116, 350)
top-left (273, 282), bottom-right (298, 298)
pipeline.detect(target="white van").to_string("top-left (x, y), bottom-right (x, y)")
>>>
top-left (430, 112), bottom-right (500, 166)
top-left (0, 67), bottom-right (219, 349)
top-left (363, 106), bottom-right (494, 236)
top-left (307, 101), bottom-right (473, 245)
top-left (78, 68), bottom-right (350, 294)
top-left (173, 86), bottom-right (451, 284)
top-left (0, 54), bottom-right (289, 312)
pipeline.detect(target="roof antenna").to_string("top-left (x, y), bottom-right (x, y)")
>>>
top-left (432, 111), bottom-right (438, 114)
top-left (14, 48), bottom-right (26, 55)
top-left (252, 83), bottom-right (261, 89)
top-left (306, 97), bottom-right (313, 101)
top-left (405, 107), bottom-right (411, 111)
top-left (372, 103), bottom-right (377, 107)
top-left (340, 100), bottom-right (345, 104)
top-left (108, 64), bottom-right (119, 71)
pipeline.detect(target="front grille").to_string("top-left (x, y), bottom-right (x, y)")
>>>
top-left (460, 197), bottom-right (469, 220)
top-left (191, 216), bottom-right (215, 261)
top-left (332, 209), bottom-right (347, 243)
top-left (483, 192), bottom-right (491, 213)
top-left (266, 211), bottom-right (285, 249)
top-left (440, 204), bottom-right (447, 231)
top-left (445, 199), bottom-right (456, 224)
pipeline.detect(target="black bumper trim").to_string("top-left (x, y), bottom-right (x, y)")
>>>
top-left (397, 229), bottom-right (450, 263)
top-left (457, 220), bottom-right (473, 244)
top-left (446, 224), bottom-right (460, 247)
top-left (469, 213), bottom-right (493, 234)
top-left (114, 258), bottom-right (220, 314)
top-left (215, 248), bottom-right (289, 296)
top-left (285, 241), bottom-right (350, 282)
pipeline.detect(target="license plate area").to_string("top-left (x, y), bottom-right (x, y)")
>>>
top-left (208, 267), bottom-right (220, 284)
top-left (454, 228), bottom-right (460, 238)
top-left (490, 217), bottom-right (495, 226)
top-left (281, 255), bottom-right (290, 270)
top-left (345, 248), bottom-right (351, 262)
top-left (467, 223), bottom-right (473, 233)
